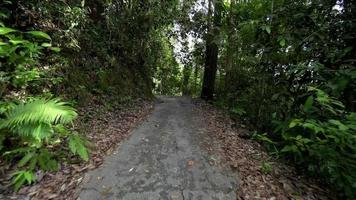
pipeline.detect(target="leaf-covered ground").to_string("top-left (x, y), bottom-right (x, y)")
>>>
top-left (1, 98), bottom-right (337, 200)
top-left (193, 100), bottom-right (333, 200)
top-left (1, 99), bottom-right (153, 200)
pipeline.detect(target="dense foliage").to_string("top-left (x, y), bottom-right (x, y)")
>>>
top-left (0, 5), bottom-right (89, 189)
top-left (176, 0), bottom-right (356, 198)
top-left (220, 1), bottom-right (355, 198)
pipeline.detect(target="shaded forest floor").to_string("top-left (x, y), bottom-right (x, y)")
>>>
top-left (194, 100), bottom-right (333, 200)
top-left (1, 98), bottom-right (153, 200)
top-left (1, 97), bottom-right (334, 200)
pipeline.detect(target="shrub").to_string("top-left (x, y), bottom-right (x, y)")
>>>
top-left (274, 87), bottom-right (356, 198)
top-left (0, 18), bottom-right (89, 190)
top-left (0, 98), bottom-right (89, 191)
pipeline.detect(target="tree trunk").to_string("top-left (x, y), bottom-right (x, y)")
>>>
top-left (224, 0), bottom-right (236, 95)
top-left (201, 0), bottom-right (222, 100)
top-left (182, 64), bottom-right (191, 95)
top-left (86, 0), bottom-right (105, 23)
top-left (193, 64), bottom-right (198, 95)
top-left (343, 0), bottom-right (356, 111)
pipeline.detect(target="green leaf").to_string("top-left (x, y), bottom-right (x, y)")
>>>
top-left (13, 122), bottom-right (54, 141)
top-left (0, 27), bottom-right (16, 35)
top-left (9, 40), bottom-right (28, 45)
top-left (18, 152), bottom-right (35, 167)
top-left (346, 113), bottom-right (356, 121)
top-left (24, 171), bottom-right (36, 183)
top-left (302, 122), bottom-right (324, 133)
top-left (265, 26), bottom-right (271, 34)
top-left (281, 145), bottom-right (298, 153)
top-left (41, 43), bottom-right (52, 47)
top-left (54, 124), bottom-right (70, 135)
top-left (11, 170), bottom-right (35, 191)
top-left (78, 144), bottom-right (89, 161)
top-left (50, 47), bottom-right (61, 52)
top-left (279, 39), bottom-right (286, 47)
top-left (329, 119), bottom-right (349, 131)
top-left (37, 149), bottom-right (58, 171)
top-left (26, 31), bottom-right (51, 40)
top-left (28, 157), bottom-right (38, 170)
top-left (289, 119), bottom-right (301, 128)
top-left (13, 175), bottom-right (26, 191)
top-left (3, 147), bottom-right (33, 156)
top-left (303, 96), bottom-right (314, 112)
top-left (69, 135), bottom-right (89, 161)
top-left (0, 12), bottom-right (8, 19)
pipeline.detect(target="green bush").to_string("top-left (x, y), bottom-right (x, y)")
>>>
top-left (0, 23), bottom-right (60, 99)
top-left (274, 87), bottom-right (356, 198)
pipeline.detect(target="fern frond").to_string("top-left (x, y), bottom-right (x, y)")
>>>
top-left (0, 98), bottom-right (77, 130)
top-left (68, 134), bottom-right (89, 161)
top-left (11, 122), bottom-right (53, 139)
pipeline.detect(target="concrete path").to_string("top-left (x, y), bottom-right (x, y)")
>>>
top-left (79, 97), bottom-right (237, 200)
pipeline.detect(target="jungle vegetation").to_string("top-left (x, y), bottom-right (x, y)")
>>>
top-left (0, 0), bottom-right (355, 198)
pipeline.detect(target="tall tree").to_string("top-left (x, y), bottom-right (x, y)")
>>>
top-left (224, 0), bottom-right (236, 95)
top-left (201, 0), bottom-right (222, 100)
top-left (182, 63), bottom-right (192, 95)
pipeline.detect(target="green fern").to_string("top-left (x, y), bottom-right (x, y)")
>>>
top-left (0, 98), bottom-right (77, 140)
top-left (12, 122), bottom-right (53, 140)
top-left (68, 134), bottom-right (89, 161)
top-left (0, 98), bottom-right (77, 129)
top-left (0, 98), bottom-right (90, 190)
top-left (11, 170), bottom-right (36, 191)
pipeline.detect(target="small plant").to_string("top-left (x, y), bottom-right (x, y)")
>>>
top-left (10, 170), bottom-right (37, 191)
top-left (276, 87), bottom-right (356, 198)
top-left (261, 162), bottom-right (273, 174)
top-left (230, 106), bottom-right (246, 117)
top-left (0, 98), bottom-right (90, 190)
top-left (252, 132), bottom-right (275, 144)
top-left (252, 132), bottom-right (279, 157)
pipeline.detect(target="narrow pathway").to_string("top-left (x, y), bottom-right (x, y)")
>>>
top-left (79, 97), bottom-right (237, 200)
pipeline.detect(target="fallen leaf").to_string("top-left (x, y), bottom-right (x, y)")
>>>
top-left (187, 160), bottom-right (194, 167)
